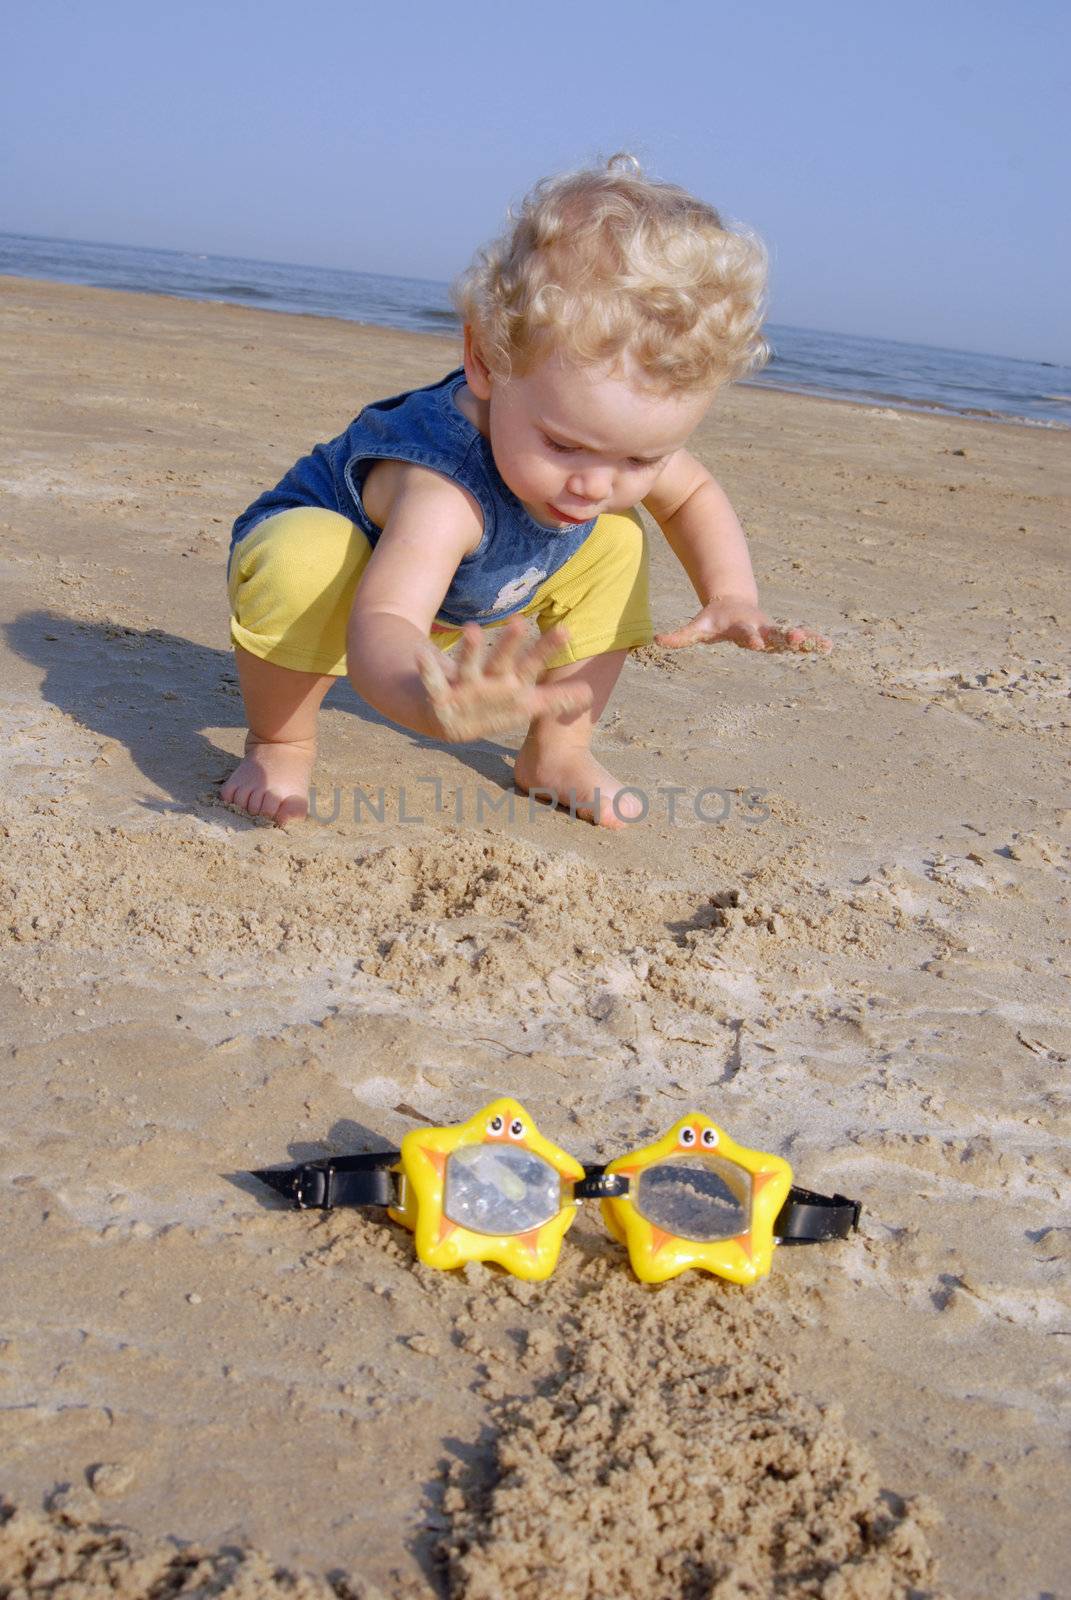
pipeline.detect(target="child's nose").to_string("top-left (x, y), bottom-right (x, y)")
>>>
top-left (566, 468), bottom-right (613, 503)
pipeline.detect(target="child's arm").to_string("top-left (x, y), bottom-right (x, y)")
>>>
top-left (644, 452), bottom-right (831, 654)
top-left (347, 468), bottom-right (592, 739)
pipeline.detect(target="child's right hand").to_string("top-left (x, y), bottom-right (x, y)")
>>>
top-left (416, 617), bottom-right (592, 742)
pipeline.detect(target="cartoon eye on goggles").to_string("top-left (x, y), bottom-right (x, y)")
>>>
top-left (251, 1098), bottom-right (860, 1285)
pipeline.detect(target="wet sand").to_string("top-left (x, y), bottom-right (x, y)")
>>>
top-left (0, 274), bottom-right (1068, 1598)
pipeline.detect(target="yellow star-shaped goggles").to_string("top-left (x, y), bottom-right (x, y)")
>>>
top-left (252, 1099), bottom-right (860, 1285)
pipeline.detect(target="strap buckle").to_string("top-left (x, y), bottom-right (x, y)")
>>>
top-left (294, 1164), bottom-right (333, 1210)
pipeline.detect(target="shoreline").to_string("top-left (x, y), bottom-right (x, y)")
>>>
top-left (746, 374), bottom-right (1069, 430)
top-left (1, 266), bottom-right (1065, 432)
top-left (0, 273), bottom-right (1068, 1598)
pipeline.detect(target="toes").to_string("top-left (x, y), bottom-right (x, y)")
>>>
top-left (221, 752), bottom-right (312, 823)
top-left (273, 793), bottom-right (309, 828)
top-left (226, 781), bottom-right (268, 818)
top-left (220, 765), bottom-right (255, 811)
top-left (592, 791), bottom-right (642, 828)
top-left (594, 804), bottom-right (628, 830)
top-left (251, 787), bottom-right (303, 822)
top-left (613, 791), bottom-right (646, 821)
top-left (220, 772), bottom-right (250, 806)
top-left (571, 792), bottom-right (637, 829)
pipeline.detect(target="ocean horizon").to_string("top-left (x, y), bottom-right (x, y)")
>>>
top-left (2, 229), bottom-right (1068, 430)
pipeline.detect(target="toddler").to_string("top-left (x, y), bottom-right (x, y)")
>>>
top-left (222, 156), bottom-right (829, 830)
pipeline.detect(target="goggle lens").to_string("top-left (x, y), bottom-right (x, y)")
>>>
top-left (635, 1152), bottom-right (751, 1242)
top-left (444, 1144), bottom-right (562, 1236)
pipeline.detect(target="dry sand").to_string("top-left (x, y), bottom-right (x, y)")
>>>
top-left (0, 274), bottom-right (1068, 1598)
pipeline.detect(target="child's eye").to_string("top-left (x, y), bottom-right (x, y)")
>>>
top-left (543, 436), bottom-right (575, 454)
top-left (628, 456), bottom-right (662, 470)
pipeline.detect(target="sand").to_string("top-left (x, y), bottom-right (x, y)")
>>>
top-left (0, 274), bottom-right (1067, 1599)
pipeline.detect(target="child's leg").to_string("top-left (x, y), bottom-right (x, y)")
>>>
top-left (514, 648), bottom-right (640, 828)
top-left (222, 506), bottom-right (372, 825)
top-left (221, 649), bottom-right (335, 825)
top-left (512, 511), bottom-right (653, 828)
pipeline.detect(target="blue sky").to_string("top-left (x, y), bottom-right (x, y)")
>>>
top-left (4, 0), bottom-right (1068, 362)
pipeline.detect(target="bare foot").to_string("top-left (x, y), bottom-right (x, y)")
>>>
top-left (513, 745), bottom-right (645, 830)
top-left (220, 734), bottom-right (316, 826)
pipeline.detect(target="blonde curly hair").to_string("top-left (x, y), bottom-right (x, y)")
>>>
top-left (453, 155), bottom-right (769, 394)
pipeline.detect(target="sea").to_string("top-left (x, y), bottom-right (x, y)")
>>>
top-left (2, 230), bottom-right (1068, 429)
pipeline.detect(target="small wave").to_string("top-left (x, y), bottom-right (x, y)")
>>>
top-left (197, 281), bottom-right (276, 301)
top-left (767, 354), bottom-right (893, 386)
top-left (751, 376), bottom-right (1068, 428)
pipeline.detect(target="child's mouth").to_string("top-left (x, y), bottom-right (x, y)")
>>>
top-left (549, 505), bottom-right (594, 525)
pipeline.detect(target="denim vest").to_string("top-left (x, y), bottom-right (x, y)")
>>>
top-left (229, 368), bottom-right (597, 626)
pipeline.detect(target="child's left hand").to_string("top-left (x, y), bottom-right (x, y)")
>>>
top-left (655, 597), bottom-right (832, 655)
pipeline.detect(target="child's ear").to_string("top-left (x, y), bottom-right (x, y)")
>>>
top-left (463, 325), bottom-right (493, 400)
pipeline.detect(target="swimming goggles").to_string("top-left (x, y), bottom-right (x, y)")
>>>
top-left (251, 1098), bottom-right (860, 1285)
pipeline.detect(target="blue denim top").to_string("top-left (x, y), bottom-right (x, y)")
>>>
top-left (229, 367), bottom-right (598, 627)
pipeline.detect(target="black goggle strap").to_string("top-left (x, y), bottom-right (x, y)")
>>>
top-left (252, 1156), bottom-right (861, 1243)
top-left (774, 1186), bottom-right (861, 1243)
top-left (251, 1150), bottom-right (401, 1211)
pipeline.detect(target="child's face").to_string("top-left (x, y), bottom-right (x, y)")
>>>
top-left (464, 334), bottom-right (712, 528)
